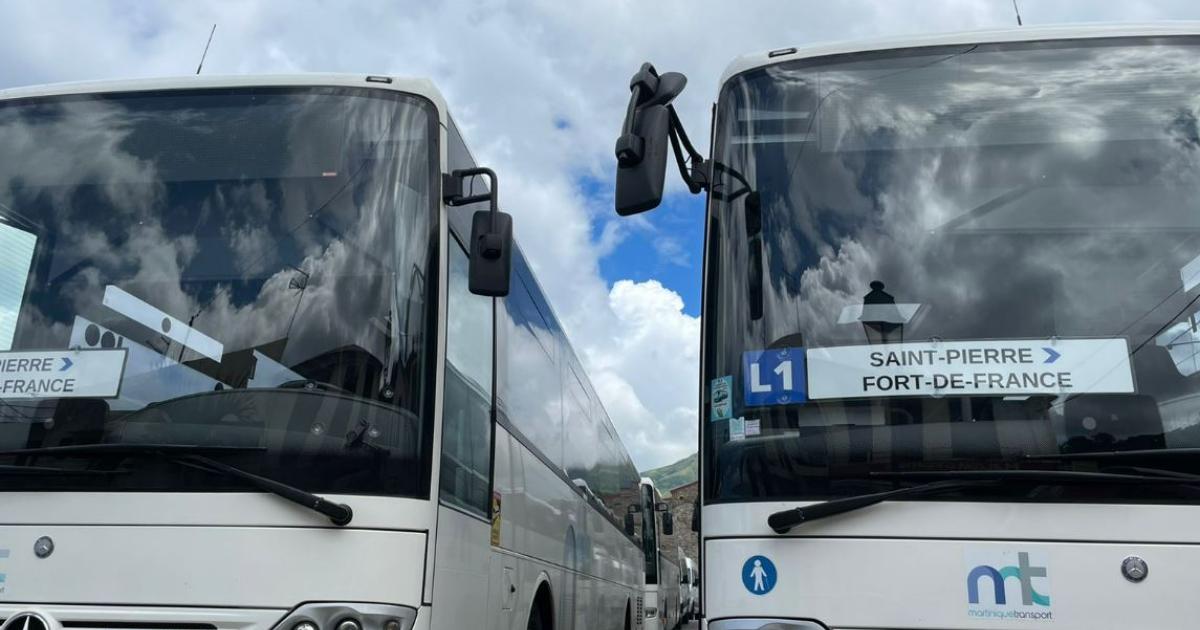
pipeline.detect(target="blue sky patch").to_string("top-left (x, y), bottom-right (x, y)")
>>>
top-left (586, 177), bottom-right (705, 316)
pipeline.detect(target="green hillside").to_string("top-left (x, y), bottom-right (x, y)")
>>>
top-left (640, 452), bottom-right (697, 494)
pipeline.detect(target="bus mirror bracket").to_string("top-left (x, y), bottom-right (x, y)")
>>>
top-left (615, 62), bottom-right (708, 217)
top-left (444, 167), bottom-right (512, 297)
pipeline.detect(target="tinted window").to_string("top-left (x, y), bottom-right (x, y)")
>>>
top-left (705, 37), bottom-right (1200, 504)
top-left (440, 239), bottom-right (493, 514)
top-left (499, 250), bottom-right (562, 468)
top-left (0, 88), bottom-right (436, 496)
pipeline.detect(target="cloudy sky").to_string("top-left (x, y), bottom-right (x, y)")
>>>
top-left (3, 0), bottom-right (1200, 469)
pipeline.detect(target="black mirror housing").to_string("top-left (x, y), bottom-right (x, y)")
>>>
top-left (615, 104), bottom-right (671, 216)
top-left (691, 499), bottom-right (700, 533)
top-left (624, 512), bottom-right (636, 536)
top-left (468, 210), bottom-right (512, 297)
top-left (662, 511), bottom-right (674, 536)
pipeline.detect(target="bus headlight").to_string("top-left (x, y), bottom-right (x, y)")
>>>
top-left (273, 603), bottom-right (417, 630)
top-left (707, 620), bottom-right (827, 630)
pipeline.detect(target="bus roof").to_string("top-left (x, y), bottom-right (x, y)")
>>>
top-left (0, 73), bottom-right (450, 124)
top-left (719, 21), bottom-right (1200, 88)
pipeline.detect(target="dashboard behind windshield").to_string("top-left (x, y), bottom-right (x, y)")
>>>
top-left (0, 86), bottom-right (438, 496)
top-left (704, 36), bottom-right (1200, 504)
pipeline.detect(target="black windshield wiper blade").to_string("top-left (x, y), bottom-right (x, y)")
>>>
top-left (767, 469), bottom-right (1200, 534)
top-left (868, 469), bottom-right (1199, 484)
top-left (0, 443), bottom-right (264, 456)
top-left (0, 463), bottom-right (128, 476)
top-left (0, 443), bottom-right (352, 526)
top-left (1027, 448), bottom-right (1200, 460)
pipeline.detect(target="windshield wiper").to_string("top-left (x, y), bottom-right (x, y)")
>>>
top-left (0, 463), bottom-right (128, 476)
top-left (766, 469), bottom-right (1200, 534)
top-left (0, 443), bottom-right (353, 526)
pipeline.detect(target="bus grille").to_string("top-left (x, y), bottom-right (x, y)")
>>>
top-left (635, 596), bottom-right (643, 627)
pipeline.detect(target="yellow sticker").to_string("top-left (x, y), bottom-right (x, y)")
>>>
top-left (490, 491), bottom-right (502, 546)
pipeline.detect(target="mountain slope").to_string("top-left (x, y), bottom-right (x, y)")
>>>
top-left (640, 452), bottom-right (697, 493)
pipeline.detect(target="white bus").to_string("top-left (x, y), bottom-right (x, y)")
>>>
top-left (635, 479), bottom-right (682, 630)
top-left (682, 557), bottom-right (697, 623)
top-left (0, 73), bottom-right (645, 630)
top-left (613, 23), bottom-right (1200, 630)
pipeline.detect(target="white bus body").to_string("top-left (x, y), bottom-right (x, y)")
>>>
top-left (0, 74), bottom-right (644, 630)
top-left (614, 22), bottom-right (1200, 630)
top-left (637, 479), bottom-right (682, 630)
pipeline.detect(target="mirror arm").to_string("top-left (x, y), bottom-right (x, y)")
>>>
top-left (444, 167), bottom-right (500, 231)
top-left (666, 105), bottom-right (708, 194)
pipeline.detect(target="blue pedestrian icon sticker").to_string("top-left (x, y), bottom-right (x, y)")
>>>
top-left (742, 555), bottom-right (777, 595)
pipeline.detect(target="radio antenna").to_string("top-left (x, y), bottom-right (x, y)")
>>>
top-left (196, 24), bottom-right (217, 75)
top-left (1011, 0), bottom-right (1023, 26)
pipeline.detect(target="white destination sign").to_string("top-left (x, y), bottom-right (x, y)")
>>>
top-left (0, 349), bottom-right (127, 399)
top-left (806, 338), bottom-right (1133, 400)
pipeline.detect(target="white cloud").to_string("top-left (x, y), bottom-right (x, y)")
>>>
top-left (3, 0), bottom-right (1200, 467)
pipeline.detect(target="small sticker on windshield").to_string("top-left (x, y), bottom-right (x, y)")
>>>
top-left (710, 375), bottom-right (733, 421)
top-left (0, 349), bottom-right (127, 399)
top-left (730, 416), bottom-right (746, 441)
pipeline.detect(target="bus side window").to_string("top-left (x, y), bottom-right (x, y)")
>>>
top-left (440, 239), bottom-right (494, 515)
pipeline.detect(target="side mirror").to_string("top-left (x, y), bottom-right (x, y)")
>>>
top-left (624, 512), bottom-right (636, 536)
top-left (614, 63), bottom-right (688, 216)
top-left (662, 511), bottom-right (674, 536)
top-left (443, 167), bottom-right (512, 297)
top-left (615, 104), bottom-right (671, 216)
top-left (691, 499), bottom-right (700, 533)
top-left (468, 210), bottom-right (512, 297)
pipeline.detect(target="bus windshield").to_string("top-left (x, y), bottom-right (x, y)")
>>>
top-left (704, 36), bottom-right (1200, 504)
top-left (0, 86), bottom-right (437, 496)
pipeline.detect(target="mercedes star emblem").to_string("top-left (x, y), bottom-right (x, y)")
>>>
top-left (1121, 555), bottom-right (1148, 582)
top-left (33, 536), bottom-right (54, 559)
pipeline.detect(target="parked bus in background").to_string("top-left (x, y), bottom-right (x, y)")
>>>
top-left (634, 478), bottom-right (682, 630)
top-left (613, 23), bottom-right (1200, 630)
top-left (0, 73), bottom-right (644, 630)
top-left (682, 557), bottom-right (698, 623)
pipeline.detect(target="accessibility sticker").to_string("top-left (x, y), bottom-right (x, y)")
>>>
top-left (742, 555), bottom-right (777, 595)
top-left (0, 349), bottom-right (127, 399)
top-left (806, 338), bottom-right (1133, 400)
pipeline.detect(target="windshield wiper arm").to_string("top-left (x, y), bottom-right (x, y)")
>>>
top-left (767, 479), bottom-right (997, 534)
top-left (172, 454), bottom-right (353, 526)
top-left (0, 443), bottom-right (353, 526)
top-left (767, 469), bottom-right (1200, 534)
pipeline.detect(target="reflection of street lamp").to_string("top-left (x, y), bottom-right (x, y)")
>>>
top-left (860, 280), bottom-right (903, 344)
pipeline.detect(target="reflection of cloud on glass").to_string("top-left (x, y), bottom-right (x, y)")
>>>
top-left (722, 39), bottom-right (1200, 352)
top-left (0, 220), bottom-right (36, 351)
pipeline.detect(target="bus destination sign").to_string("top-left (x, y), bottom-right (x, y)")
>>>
top-left (806, 338), bottom-right (1134, 400)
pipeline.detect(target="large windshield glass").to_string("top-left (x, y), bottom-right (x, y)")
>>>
top-left (0, 87), bottom-right (437, 496)
top-left (705, 36), bottom-right (1200, 504)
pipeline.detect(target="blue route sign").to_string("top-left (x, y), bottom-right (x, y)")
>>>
top-left (743, 347), bottom-right (806, 407)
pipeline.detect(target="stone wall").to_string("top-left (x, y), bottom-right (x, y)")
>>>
top-left (664, 480), bottom-right (699, 569)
